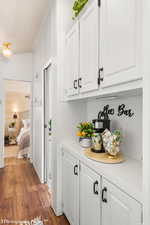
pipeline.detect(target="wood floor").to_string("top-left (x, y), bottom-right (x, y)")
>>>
top-left (0, 158), bottom-right (70, 225)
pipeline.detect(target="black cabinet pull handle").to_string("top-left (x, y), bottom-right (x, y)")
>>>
top-left (73, 80), bottom-right (78, 89)
top-left (98, 67), bottom-right (104, 85)
top-left (78, 78), bottom-right (82, 88)
top-left (93, 181), bottom-right (99, 195)
top-left (74, 165), bottom-right (78, 176)
top-left (102, 187), bottom-right (107, 203)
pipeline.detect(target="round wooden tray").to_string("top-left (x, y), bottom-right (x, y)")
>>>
top-left (84, 148), bottom-right (125, 164)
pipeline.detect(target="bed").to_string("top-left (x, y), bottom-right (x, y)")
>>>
top-left (17, 119), bottom-right (30, 158)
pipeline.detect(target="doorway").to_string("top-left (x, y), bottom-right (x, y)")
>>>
top-left (43, 62), bottom-right (52, 189)
top-left (4, 80), bottom-right (32, 165)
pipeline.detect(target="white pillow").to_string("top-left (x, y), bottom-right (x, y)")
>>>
top-left (22, 119), bottom-right (30, 129)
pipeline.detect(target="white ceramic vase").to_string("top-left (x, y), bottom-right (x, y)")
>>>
top-left (79, 138), bottom-right (92, 148)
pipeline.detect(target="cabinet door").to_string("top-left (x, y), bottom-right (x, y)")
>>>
top-left (80, 0), bottom-right (99, 93)
top-left (62, 151), bottom-right (79, 225)
top-left (102, 179), bottom-right (142, 225)
top-left (80, 163), bottom-right (101, 225)
top-left (65, 23), bottom-right (79, 97)
top-left (100, 0), bottom-right (141, 88)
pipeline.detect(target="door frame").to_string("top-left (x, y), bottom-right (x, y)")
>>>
top-left (42, 59), bottom-right (52, 183)
top-left (2, 78), bottom-right (33, 167)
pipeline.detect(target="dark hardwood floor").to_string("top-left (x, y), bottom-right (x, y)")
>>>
top-left (0, 158), bottom-right (69, 225)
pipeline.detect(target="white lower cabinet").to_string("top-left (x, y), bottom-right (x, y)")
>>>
top-left (62, 151), bottom-right (79, 225)
top-left (79, 163), bottom-right (101, 225)
top-left (62, 150), bottom-right (142, 225)
top-left (102, 179), bottom-right (142, 225)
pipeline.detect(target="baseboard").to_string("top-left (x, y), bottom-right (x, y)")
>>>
top-left (51, 205), bottom-right (63, 217)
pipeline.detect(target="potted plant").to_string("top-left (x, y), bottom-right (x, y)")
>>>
top-left (72, 0), bottom-right (88, 19)
top-left (77, 122), bottom-right (94, 148)
top-left (9, 122), bottom-right (16, 128)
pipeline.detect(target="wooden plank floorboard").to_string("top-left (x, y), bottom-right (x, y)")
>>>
top-left (0, 158), bottom-right (70, 225)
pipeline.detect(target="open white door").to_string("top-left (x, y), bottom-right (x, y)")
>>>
top-left (43, 63), bottom-right (52, 188)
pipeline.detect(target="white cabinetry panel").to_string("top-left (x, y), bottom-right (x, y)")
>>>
top-left (101, 0), bottom-right (141, 87)
top-left (79, 163), bottom-right (101, 225)
top-left (102, 179), bottom-right (142, 225)
top-left (65, 23), bottom-right (79, 97)
top-left (79, 0), bottom-right (99, 93)
top-left (62, 151), bottom-right (79, 225)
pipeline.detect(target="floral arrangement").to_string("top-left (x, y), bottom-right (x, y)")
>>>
top-left (113, 130), bottom-right (122, 143)
top-left (102, 129), bottom-right (122, 156)
top-left (72, 0), bottom-right (88, 19)
top-left (77, 122), bottom-right (94, 138)
top-left (9, 122), bottom-right (16, 128)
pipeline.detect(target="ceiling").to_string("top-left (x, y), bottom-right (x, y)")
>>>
top-left (0, 0), bottom-right (50, 53)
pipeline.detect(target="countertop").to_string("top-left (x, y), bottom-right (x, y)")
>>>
top-left (61, 140), bottom-right (143, 204)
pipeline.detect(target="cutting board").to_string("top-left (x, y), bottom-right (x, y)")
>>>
top-left (84, 148), bottom-right (125, 164)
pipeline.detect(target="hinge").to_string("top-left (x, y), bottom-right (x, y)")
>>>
top-left (98, 0), bottom-right (101, 7)
top-left (62, 150), bottom-right (64, 156)
top-left (98, 67), bottom-right (104, 85)
top-left (62, 202), bottom-right (64, 209)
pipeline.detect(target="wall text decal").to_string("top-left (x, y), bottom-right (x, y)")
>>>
top-left (99, 104), bottom-right (134, 118)
top-left (102, 104), bottom-right (115, 115)
top-left (118, 104), bottom-right (134, 117)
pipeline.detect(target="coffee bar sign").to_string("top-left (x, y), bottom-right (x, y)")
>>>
top-left (101, 104), bottom-right (134, 118)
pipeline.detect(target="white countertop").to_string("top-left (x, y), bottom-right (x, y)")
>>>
top-left (61, 140), bottom-right (143, 204)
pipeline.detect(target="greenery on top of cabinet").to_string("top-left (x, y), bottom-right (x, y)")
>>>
top-left (72, 0), bottom-right (88, 19)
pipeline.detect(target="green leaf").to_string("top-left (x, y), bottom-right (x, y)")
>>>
top-left (72, 0), bottom-right (88, 19)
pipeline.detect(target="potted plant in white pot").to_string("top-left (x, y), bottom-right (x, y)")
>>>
top-left (77, 122), bottom-right (94, 148)
top-left (8, 121), bottom-right (16, 132)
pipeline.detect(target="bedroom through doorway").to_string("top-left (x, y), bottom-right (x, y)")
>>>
top-left (4, 80), bottom-right (32, 164)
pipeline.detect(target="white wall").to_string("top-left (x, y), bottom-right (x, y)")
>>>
top-left (87, 95), bottom-right (142, 161)
top-left (0, 53), bottom-right (33, 81)
top-left (32, 0), bottom-right (87, 214)
top-left (143, 0), bottom-right (150, 224)
top-left (32, 0), bottom-right (56, 183)
top-left (0, 52), bottom-right (33, 168)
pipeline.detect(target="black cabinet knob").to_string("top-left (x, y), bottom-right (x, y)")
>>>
top-left (102, 187), bottom-right (107, 203)
top-left (93, 181), bottom-right (99, 195)
top-left (73, 80), bottom-right (78, 89)
top-left (74, 165), bottom-right (78, 176)
top-left (98, 68), bottom-right (104, 85)
top-left (78, 78), bottom-right (82, 88)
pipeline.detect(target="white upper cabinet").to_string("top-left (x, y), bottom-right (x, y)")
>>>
top-left (100, 0), bottom-right (141, 88)
top-left (79, 0), bottom-right (99, 93)
top-left (65, 23), bottom-right (79, 97)
top-left (62, 151), bottom-right (79, 225)
top-left (79, 163), bottom-right (101, 225)
top-left (64, 0), bottom-right (142, 100)
top-left (102, 179), bottom-right (142, 225)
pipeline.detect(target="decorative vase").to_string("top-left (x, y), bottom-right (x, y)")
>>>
top-left (79, 137), bottom-right (92, 148)
top-left (91, 133), bottom-right (104, 153)
top-left (107, 140), bottom-right (120, 158)
top-left (102, 129), bottom-right (121, 159)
